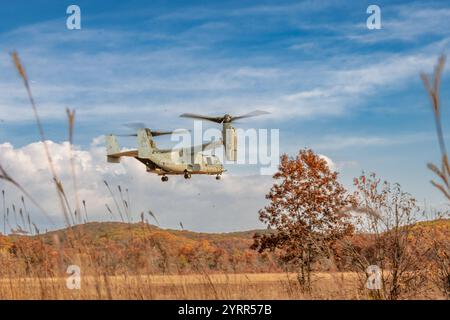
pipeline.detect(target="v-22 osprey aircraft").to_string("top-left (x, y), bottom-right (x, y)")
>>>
top-left (106, 128), bottom-right (224, 182)
top-left (105, 110), bottom-right (269, 182)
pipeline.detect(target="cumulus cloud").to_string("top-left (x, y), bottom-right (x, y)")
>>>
top-left (0, 138), bottom-right (274, 233)
top-left (318, 154), bottom-right (335, 171)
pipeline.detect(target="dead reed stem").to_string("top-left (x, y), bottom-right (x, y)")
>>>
top-left (11, 52), bottom-right (73, 226)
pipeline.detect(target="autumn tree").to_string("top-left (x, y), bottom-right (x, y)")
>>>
top-left (252, 149), bottom-right (354, 290)
top-left (344, 173), bottom-right (427, 299)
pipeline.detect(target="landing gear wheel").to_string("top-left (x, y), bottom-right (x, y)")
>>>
top-left (216, 175), bottom-right (221, 180)
top-left (184, 171), bottom-right (192, 179)
top-left (161, 176), bottom-right (168, 182)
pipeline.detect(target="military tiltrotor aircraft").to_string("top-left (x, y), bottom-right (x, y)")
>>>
top-left (106, 127), bottom-right (224, 182)
top-left (179, 110), bottom-right (270, 161)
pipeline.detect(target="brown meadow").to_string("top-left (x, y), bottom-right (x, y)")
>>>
top-left (0, 272), bottom-right (365, 300)
top-left (0, 221), bottom-right (448, 299)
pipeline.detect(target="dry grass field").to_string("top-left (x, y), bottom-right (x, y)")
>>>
top-left (0, 272), bottom-right (443, 300)
top-left (0, 272), bottom-right (378, 300)
top-left (0, 220), bottom-right (448, 300)
top-left (0, 215), bottom-right (447, 300)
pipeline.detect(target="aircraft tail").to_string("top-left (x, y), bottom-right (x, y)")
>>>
top-left (106, 134), bottom-right (121, 163)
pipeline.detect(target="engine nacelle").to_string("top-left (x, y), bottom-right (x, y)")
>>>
top-left (223, 125), bottom-right (237, 161)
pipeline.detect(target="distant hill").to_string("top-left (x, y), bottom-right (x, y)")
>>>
top-left (0, 221), bottom-right (279, 274)
top-left (0, 219), bottom-right (447, 275)
top-left (38, 221), bottom-right (271, 251)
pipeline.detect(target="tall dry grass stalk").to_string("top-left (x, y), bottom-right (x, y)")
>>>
top-left (2, 190), bottom-right (5, 234)
top-left (66, 108), bottom-right (82, 224)
top-left (421, 55), bottom-right (450, 200)
top-left (421, 55), bottom-right (450, 299)
top-left (11, 52), bottom-right (74, 226)
top-left (103, 180), bottom-right (125, 222)
top-left (0, 164), bottom-right (52, 227)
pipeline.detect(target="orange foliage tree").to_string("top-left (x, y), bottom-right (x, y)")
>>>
top-left (252, 149), bottom-right (354, 289)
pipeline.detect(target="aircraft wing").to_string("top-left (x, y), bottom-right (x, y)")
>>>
top-left (109, 149), bottom-right (138, 158)
top-left (200, 139), bottom-right (223, 152)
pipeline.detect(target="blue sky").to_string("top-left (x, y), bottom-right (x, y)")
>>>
top-left (0, 0), bottom-right (450, 231)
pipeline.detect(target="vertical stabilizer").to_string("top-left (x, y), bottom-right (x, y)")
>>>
top-left (106, 135), bottom-right (121, 163)
top-left (137, 128), bottom-right (154, 158)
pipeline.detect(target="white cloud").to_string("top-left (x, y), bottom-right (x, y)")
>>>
top-left (276, 53), bottom-right (439, 120)
top-left (314, 132), bottom-right (436, 151)
top-left (318, 154), bottom-right (335, 171)
top-left (283, 89), bottom-right (327, 101)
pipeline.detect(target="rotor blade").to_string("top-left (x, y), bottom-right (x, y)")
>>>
top-left (201, 138), bottom-right (223, 152)
top-left (231, 110), bottom-right (270, 121)
top-left (179, 113), bottom-right (224, 123)
top-left (116, 133), bottom-right (138, 137)
top-left (150, 131), bottom-right (175, 137)
top-left (151, 129), bottom-right (190, 137)
top-left (117, 131), bottom-right (177, 137)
